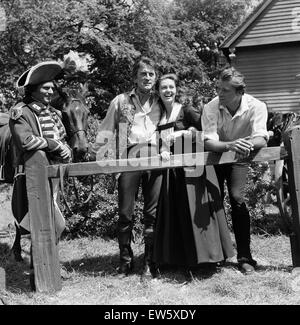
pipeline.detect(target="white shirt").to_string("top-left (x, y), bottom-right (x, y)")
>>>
top-left (129, 91), bottom-right (161, 144)
top-left (94, 89), bottom-right (161, 155)
top-left (201, 94), bottom-right (269, 142)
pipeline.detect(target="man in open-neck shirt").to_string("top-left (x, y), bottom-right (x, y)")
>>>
top-left (201, 67), bottom-right (269, 274)
top-left (92, 57), bottom-right (163, 279)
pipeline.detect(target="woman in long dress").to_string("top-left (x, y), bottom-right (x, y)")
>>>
top-left (153, 73), bottom-right (234, 270)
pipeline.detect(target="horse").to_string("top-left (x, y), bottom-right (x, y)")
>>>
top-left (267, 111), bottom-right (300, 232)
top-left (51, 84), bottom-right (89, 162)
top-left (0, 84), bottom-right (89, 262)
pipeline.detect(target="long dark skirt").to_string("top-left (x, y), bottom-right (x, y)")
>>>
top-left (153, 166), bottom-right (234, 267)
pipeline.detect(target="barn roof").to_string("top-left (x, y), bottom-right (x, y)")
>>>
top-left (221, 0), bottom-right (300, 49)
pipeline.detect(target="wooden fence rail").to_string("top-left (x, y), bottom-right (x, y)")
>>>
top-left (47, 146), bottom-right (287, 178)
top-left (26, 127), bottom-right (300, 293)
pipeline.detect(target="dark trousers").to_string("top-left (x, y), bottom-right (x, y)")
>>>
top-left (215, 163), bottom-right (255, 264)
top-left (117, 169), bottom-right (163, 263)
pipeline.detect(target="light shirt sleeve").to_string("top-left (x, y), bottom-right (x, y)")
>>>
top-left (201, 102), bottom-right (220, 141)
top-left (92, 96), bottom-right (119, 154)
top-left (250, 101), bottom-right (269, 141)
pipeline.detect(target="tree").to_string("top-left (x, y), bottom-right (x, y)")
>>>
top-left (0, 0), bottom-right (139, 114)
top-left (172, 0), bottom-right (262, 73)
top-left (0, 0), bottom-right (262, 113)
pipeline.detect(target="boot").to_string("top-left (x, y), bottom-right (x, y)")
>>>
top-left (141, 243), bottom-right (159, 280)
top-left (117, 230), bottom-right (134, 276)
top-left (29, 271), bottom-right (36, 291)
top-left (29, 245), bottom-right (36, 291)
top-left (141, 230), bottom-right (159, 279)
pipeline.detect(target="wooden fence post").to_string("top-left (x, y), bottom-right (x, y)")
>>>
top-left (283, 126), bottom-right (300, 268)
top-left (25, 151), bottom-right (61, 292)
top-left (0, 266), bottom-right (5, 290)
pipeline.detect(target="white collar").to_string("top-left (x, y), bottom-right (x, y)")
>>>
top-left (219, 95), bottom-right (249, 118)
top-left (159, 102), bottom-right (182, 125)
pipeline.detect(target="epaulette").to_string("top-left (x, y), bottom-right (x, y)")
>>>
top-left (9, 102), bottom-right (26, 120)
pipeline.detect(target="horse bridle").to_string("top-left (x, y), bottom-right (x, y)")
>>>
top-left (59, 96), bottom-right (93, 211)
top-left (68, 128), bottom-right (87, 140)
top-left (64, 97), bottom-right (88, 141)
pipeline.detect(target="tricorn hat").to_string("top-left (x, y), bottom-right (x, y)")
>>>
top-left (16, 61), bottom-right (63, 90)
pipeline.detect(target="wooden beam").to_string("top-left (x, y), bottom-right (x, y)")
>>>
top-left (25, 151), bottom-right (61, 293)
top-left (47, 146), bottom-right (287, 178)
top-left (284, 127), bottom-right (300, 267)
top-left (233, 35), bottom-right (300, 47)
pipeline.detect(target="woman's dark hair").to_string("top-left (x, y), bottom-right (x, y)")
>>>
top-left (156, 73), bottom-right (178, 92)
top-left (158, 73), bottom-right (178, 83)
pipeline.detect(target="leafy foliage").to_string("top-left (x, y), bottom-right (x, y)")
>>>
top-left (224, 162), bottom-right (288, 236)
top-left (0, 0), bottom-right (261, 112)
top-left (59, 174), bottom-right (144, 240)
top-left (245, 162), bottom-right (283, 235)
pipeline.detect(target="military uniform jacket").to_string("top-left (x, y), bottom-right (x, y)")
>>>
top-left (9, 100), bottom-right (68, 167)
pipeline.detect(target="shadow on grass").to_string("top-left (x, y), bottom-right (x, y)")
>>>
top-left (255, 264), bottom-right (292, 273)
top-left (223, 260), bottom-right (292, 273)
top-left (0, 241), bottom-right (32, 294)
top-left (62, 253), bottom-right (154, 277)
top-left (61, 253), bottom-right (201, 284)
top-left (62, 253), bottom-right (122, 276)
top-left (61, 252), bottom-right (292, 284)
top-left (157, 262), bottom-right (222, 283)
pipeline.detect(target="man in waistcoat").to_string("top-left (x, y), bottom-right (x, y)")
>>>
top-left (92, 56), bottom-right (163, 278)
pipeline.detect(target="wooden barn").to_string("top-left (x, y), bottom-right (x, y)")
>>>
top-left (221, 0), bottom-right (300, 113)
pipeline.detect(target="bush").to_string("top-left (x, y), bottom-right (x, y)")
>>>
top-left (59, 174), bottom-right (144, 240)
top-left (223, 162), bottom-right (287, 236)
top-left (246, 162), bottom-right (286, 235)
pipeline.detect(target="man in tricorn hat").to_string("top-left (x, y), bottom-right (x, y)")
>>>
top-left (9, 61), bottom-right (71, 262)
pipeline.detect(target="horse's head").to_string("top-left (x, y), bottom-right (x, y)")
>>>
top-left (267, 112), bottom-right (300, 147)
top-left (51, 84), bottom-right (89, 162)
top-left (267, 112), bottom-right (285, 147)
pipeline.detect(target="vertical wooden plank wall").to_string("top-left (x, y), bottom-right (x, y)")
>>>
top-left (25, 150), bottom-right (61, 292)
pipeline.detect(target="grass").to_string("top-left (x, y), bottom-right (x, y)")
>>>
top-left (1, 233), bottom-right (300, 305)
